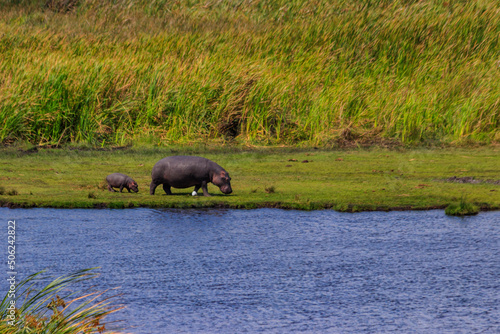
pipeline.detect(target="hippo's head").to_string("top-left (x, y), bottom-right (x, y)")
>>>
top-left (212, 170), bottom-right (232, 194)
top-left (129, 181), bottom-right (139, 193)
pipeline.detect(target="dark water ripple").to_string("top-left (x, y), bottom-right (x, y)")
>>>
top-left (1, 208), bottom-right (499, 333)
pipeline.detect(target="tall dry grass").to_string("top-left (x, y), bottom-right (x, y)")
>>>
top-left (0, 0), bottom-right (499, 146)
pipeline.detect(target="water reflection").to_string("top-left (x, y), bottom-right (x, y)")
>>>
top-left (1, 208), bottom-right (499, 333)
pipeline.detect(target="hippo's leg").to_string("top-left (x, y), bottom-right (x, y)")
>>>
top-left (162, 184), bottom-right (172, 195)
top-left (193, 184), bottom-right (201, 194)
top-left (201, 181), bottom-right (211, 197)
top-left (150, 181), bottom-right (159, 195)
top-left (107, 184), bottom-right (116, 192)
top-left (126, 187), bottom-right (131, 193)
top-left (119, 185), bottom-right (124, 193)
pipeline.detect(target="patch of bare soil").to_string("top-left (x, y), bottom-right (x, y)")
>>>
top-left (445, 176), bottom-right (500, 185)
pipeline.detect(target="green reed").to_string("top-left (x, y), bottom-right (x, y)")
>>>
top-left (0, 268), bottom-right (124, 333)
top-left (0, 0), bottom-right (499, 146)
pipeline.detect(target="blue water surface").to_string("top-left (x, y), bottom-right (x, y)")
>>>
top-left (1, 208), bottom-right (499, 333)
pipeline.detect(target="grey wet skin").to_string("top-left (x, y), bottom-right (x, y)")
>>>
top-left (106, 173), bottom-right (139, 193)
top-left (150, 156), bottom-right (232, 197)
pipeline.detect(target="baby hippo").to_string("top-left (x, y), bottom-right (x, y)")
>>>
top-left (106, 173), bottom-right (139, 193)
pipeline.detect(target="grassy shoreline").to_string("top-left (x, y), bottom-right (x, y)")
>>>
top-left (1, 146), bottom-right (499, 212)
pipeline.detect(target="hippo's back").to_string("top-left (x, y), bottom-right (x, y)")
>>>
top-left (152, 155), bottom-right (211, 172)
top-left (106, 173), bottom-right (128, 182)
top-left (151, 156), bottom-right (214, 184)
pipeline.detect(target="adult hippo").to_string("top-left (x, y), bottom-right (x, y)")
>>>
top-left (150, 156), bottom-right (232, 197)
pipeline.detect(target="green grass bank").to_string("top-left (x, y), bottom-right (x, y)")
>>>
top-left (0, 147), bottom-right (498, 211)
top-left (1, 0), bottom-right (499, 146)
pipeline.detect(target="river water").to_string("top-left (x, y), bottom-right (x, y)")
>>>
top-left (1, 208), bottom-right (499, 333)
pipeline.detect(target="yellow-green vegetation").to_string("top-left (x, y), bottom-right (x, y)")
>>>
top-left (0, 269), bottom-right (123, 333)
top-left (0, 146), bottom-right (498, 212)
top-left (0, 0), bottom-right (499, 146)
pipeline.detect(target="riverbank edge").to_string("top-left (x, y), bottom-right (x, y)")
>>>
top-left (2, 199), bottom-right (499, 213)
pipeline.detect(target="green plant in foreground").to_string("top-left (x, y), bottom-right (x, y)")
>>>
top-left (445, 197), bottom-right (480, 216)
top-left (0, 269), bottom-right (124, 333)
